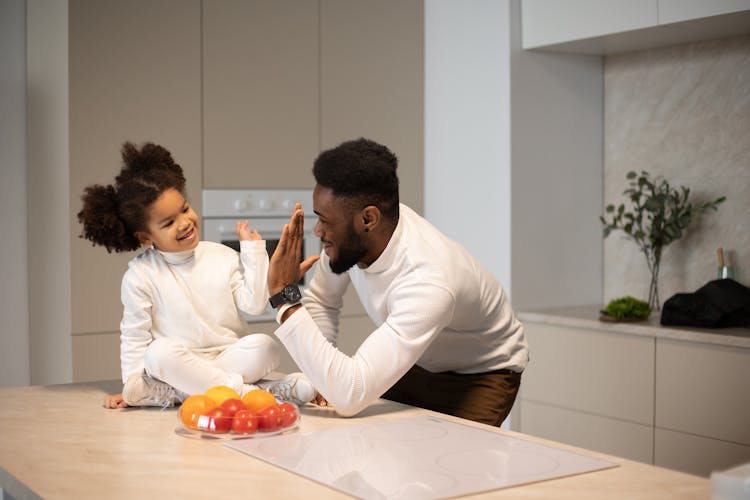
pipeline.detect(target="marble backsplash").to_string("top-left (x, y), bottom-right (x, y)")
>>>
top-left (603, 34), bottom-right (750, 307)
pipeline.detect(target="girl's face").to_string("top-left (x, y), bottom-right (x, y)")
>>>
top-left (137, 188), bottom-right (199, 252)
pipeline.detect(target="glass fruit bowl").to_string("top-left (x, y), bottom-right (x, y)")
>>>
top-left (175, 392), bottom-right (300, 440)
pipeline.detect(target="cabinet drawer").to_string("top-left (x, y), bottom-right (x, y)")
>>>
top-left (656, 339), bottom-right (750, 446)
top-left (522, 324), bottom-right (655, 424)
top-left (521, 400), bottom-right (653, 464)
top-left (655, 428), bottom-right (750, 477)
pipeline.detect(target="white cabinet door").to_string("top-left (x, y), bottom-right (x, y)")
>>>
top-left (522, 400), bottom-right (654, 464)
top-left (655, 428), bottom-right (750, 477)
top-left (658, 0), bottom-right (750, 24)
top-left (521, 0), bottom-right (656, 49)
top-left (655, 339), bottom-right (750, 447)
top-left (521, 323), bottom-right (655, 425)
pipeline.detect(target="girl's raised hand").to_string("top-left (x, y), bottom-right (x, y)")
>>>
top-left (236, 220), bottom-right (262, 241)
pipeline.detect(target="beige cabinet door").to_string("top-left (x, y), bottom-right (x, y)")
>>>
top-left (321, 0), bottom-right (424, 211)
top-left (69, 0), bottom-right (203, 336)
top-left (203, 0), bottom-right (320, 189)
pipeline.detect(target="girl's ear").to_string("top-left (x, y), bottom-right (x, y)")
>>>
top-left (135, 231), bottom-right (151, 247)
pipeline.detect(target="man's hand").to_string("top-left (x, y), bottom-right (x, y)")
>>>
top-left (268, 203), bottom-right (320, 296)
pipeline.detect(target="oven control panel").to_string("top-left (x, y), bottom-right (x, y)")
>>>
top-left (202, 189), bottom-right (314, 218)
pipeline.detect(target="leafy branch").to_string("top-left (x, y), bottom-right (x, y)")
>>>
top-left (600, 170), bottom-right (725, 310)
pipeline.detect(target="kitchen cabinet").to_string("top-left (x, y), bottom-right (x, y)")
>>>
top-left (654, 338), bottom-right (750, 475)
top-left (203, 0), bottom-right (424, 212)
top-left (521, 0), bottom-right (750, 54)
top-left (321, 0), bottom-right (423, 211)
top-left (202, 0), bottom-right (320, 189)
top-left (519, 322), bottom-right (656, 464)
top-left (658, 0), bottom-right (750, 24)
top-left (518, 306), bottom-right (750, 477)
top-left (69, 0), bottom-right (202, 374)
top-left (521, 0), bottom-right (656, 49)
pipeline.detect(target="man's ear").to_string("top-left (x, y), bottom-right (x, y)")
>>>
top-left (134, 231), bottom-right (151, 247)
top-left (361, 205), bottom-right (382, 233)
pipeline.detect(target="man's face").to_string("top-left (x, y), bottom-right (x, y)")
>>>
top-left (312, 185), bottom-right (367, 274)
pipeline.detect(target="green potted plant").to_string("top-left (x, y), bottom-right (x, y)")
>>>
top-left (600, 171), bottom-right (725, 311)
top-left (600, 296), bottom-right (651, 322)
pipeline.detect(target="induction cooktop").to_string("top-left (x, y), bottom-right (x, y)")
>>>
top-left (226, 415), bottom-right (618, 499)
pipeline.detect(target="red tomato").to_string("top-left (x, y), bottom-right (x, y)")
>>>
top-left (196, 407), bottom-right (232, 434)
top-left (219, 398), bottom-right (246, 418)
top-left (231, 409), bottom-right (258, 435)
top-left (256, 404), bottom-right (283, 431)
top-left (277, 403), bottom-right (298, 427)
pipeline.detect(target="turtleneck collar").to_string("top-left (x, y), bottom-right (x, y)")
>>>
top-left (156, 245), bottom-right (197, 265)
top-left (362, 207), bottom-right (404, 274)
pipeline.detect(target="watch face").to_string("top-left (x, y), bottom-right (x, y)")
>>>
top-left (285, 285), bottom-right (302, 302)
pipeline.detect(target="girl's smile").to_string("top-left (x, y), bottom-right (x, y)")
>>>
top-left (137, 188), bottom-right (200, 252)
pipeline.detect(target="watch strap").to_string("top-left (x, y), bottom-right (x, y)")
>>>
top-left (269, 284), bottom-right (301, 308)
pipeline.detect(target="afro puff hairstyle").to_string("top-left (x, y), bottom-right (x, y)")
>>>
top-left (77, 142), bottom-right (186, 253)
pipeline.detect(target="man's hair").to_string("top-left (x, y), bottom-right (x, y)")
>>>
top-left (312, 138), bottom-right (399, 220)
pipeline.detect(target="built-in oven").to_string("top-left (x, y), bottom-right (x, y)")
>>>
top-left (202, 189), bottom-right (319, 322)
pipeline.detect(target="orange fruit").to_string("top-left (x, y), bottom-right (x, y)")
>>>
top-left (179, 394), bottom-right (217, 430)
top-left (241, 388), bottom-right (277, 413)
top-left (204, 385), bottom-right (241, 406)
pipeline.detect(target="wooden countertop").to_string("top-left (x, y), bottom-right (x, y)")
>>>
top-left (0, 380), bottom-right (709, 499)
top-left (520, 305), bottom-right (750, 349)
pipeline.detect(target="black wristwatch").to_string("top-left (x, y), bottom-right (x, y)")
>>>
top-left (269, 284), bottom-right (302, 308)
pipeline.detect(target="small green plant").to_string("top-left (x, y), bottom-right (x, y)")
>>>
top-left (602, 296), bottom-right (651, 320)
top-left (601, 171), bottom-right (725, 310)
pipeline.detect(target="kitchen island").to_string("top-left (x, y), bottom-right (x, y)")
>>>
top-left (0, 379), bottom-right (708, 499)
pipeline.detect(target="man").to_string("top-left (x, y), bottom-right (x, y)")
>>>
top-left (267, 138), bottom-right (528, 426)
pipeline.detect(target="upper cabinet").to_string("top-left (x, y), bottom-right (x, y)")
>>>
top-left (522, 0), bottom-right (657, 49)
top-left (203, 0), bottom-right (320, 189)
top-left (203, 0), bottom-right (424, 209)
top-left (522, 0), bottom-right (750, 54)
top-left (321, 0), bottom-right (424, 211)
top-left (69, 0), bottom-right (203, 335)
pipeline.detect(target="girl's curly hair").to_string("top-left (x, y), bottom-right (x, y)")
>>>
top-left (77, 142), bottom-right (186, 253)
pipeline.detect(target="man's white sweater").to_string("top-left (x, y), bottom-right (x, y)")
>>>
top-left (276, 204), bottom-right (528, 416)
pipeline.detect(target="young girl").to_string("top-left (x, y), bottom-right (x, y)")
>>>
top-left (77, 141), bottom-right (314, 409)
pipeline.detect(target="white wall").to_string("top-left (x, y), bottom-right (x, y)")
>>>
top-left (424, 0), bottom-right (513, 293)
top-left (424, 0), bottom-right (604, 311)
top-left (26, 0), bottom-right (72, 384)
top-left (0, 0), bottom-right (31, 387)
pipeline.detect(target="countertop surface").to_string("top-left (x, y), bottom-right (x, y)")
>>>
top-left (0, 379), bottom-right (709, 499)
top-left (519, 305), bottom-right (750, 349)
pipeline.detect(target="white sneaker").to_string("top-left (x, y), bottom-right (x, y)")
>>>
top-left (122, 372), bottom-right (185, 408)
top-left (259, 372), bottom-right (316, 406)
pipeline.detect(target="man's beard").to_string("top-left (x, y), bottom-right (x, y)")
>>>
top-left (329, 223), bottom-right (368, 274)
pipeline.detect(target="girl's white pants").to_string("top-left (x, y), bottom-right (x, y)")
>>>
top-left (142, 333), bottom-right (281, 396)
